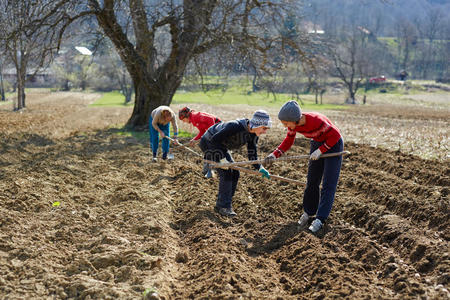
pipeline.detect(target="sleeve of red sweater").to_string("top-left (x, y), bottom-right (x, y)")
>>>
top-left (313, 115), bottom-right (341, 153)
top-left (191, 112), bottom-right (216, 140)
top-left (318, 129), bottom-right (341, 153)
top-left (272, 128), bottom-right (296, 158)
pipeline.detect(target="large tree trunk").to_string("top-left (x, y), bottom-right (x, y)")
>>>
top-left (126, 81), bottom-right (162, 130)
top-left (126, 75), bottom-right (183, 129)
top-left (93, 5), bottom-right (184, 130)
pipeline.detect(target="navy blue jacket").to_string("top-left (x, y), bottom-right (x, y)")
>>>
top-left (202, 119), bottom-right (260, 169)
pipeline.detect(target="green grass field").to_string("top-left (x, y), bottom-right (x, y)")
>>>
top-left (90, 91), bottom-right (134, 107)
top-left (91, 88), bottom-right (347, 111)
top-left (172, 90), bottom-right (345, 111)
top-left (91, 77), bottom-right (449, 112)
top-left (176, 76), bottom-right (345, 110)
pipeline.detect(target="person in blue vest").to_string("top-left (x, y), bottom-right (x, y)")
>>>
top-left (199, 110), bottom-right (272, 217)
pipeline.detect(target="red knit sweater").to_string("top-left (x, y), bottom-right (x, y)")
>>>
top-left (273, 112), bottom-right (341, 157)
top-left (190, 111), bottom-right (221, 140)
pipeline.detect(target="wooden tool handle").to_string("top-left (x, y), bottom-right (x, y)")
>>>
top-left (205, 160), bottom-right (304, 186)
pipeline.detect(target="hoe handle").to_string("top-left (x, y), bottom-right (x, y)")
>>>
top-left (212, 151), bottom-right (351, 168)
top-left (205, 160), bottom-right (304, 186)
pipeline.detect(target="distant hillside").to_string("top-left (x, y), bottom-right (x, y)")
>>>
top-left (302, 0), bottom-right (450, 37)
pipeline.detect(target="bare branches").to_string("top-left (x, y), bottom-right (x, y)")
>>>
top-left (325, 28), bottom-right (374, 103)
top-left (129, 0), bottom-right (151, 56)
top-left (0, 0), bottom-right (94, 110)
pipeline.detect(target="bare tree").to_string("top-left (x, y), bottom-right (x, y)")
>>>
top-left (327, 27), bottom-right (373, 104)
top-left (436, 19), bottom-right (450, 81)
top-left (394, 18), bottom-right (417, 76)
top-left (415, 8), bottom-right (445, 79)
top-left (84, 0), bottom-right (306, 129)
top-left (303, 57), bottom-right (330, 104)
top-left (276, 62), bottom-right (305, 104)
top-left (51, 49), bottom-right (77, 91)
top-left (0, 0), bottom-right (85, 110)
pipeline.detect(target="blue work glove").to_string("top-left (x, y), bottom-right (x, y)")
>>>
top-left (259, 166), bottom-right (271, 179)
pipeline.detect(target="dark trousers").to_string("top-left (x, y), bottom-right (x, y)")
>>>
top-left (199, 138), bottom-right (239, 209)
top-left (216, 168), bottom-right (240, 209)
top-left (303, 138), bottom-right (343, 222)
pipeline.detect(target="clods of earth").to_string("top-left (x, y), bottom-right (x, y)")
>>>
top-left (0, 92), bottom-right (448, 299)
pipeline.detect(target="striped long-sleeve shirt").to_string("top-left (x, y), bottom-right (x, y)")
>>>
top-left (273, 112), bottom-right (341, 157)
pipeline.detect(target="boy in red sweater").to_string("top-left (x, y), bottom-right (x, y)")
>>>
top-left (265, 100), bottom-right (344, 233)
top-left (178, 107), bottom-right (222, 146)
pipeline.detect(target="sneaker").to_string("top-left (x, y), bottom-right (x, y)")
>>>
top-left (152, 157), bottom-right (158, 163)
top-left (309, 219), bottom-right (323, 233)
top-left (167, 153), bottom-right (174, 160)
top-left (205, 169), bottom-right (214, 179)
top-left (162, 153), bottom-right (168, 160)
top-left (214, 206), bottom-right (237, 217)
top-left (202, 163), bottom-right (209, 175)
top-left (298, 212), bottom-right (310, 227)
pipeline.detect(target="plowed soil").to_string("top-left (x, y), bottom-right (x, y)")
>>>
top-left (0, 91), bottom-right (448, 300)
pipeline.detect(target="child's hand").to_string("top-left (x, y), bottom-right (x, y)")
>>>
top-left (259, 166), bottom-right (271, 179)
top-left (310, 149), bottom-right (322, 160)
top-left (263, 153), bottom-right (276, 167)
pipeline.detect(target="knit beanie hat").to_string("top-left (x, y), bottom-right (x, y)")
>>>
top-left (249, 110), bottom-right (272, 129)
top-left (278, 100), bottom-right (302, 122)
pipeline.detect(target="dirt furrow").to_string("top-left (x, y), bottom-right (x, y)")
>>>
top-left (340, 164), bottom-right (448, 237)
top-left (1, 92), bottom-right (448, 299)
top-left (165, 140), bottom-right (449, 299)
top-left (0, 133), bottom-right (182, 299)
top-left (348, 144), bottom-right (449, 187)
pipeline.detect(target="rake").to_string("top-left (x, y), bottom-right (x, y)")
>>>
top-left (164, 136), bottom-right (304, 185)
top-left (210, 151), bottom-right (351, 168)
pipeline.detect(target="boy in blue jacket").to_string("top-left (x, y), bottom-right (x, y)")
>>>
top-left (199, 110), bottom-right (272, 217)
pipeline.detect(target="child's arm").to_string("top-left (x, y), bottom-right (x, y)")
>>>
top-left (272, 128), bottom-right (296, 158)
